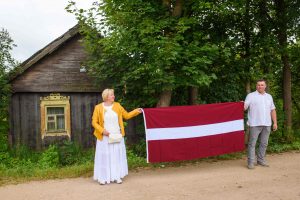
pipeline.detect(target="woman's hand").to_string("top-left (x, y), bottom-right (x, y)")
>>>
top-left (137, 108), bottom-right (143, 113)
top-left (103, 129), bottom-right (110, 136)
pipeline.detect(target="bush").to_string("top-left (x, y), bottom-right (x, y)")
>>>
top-left (130, 138), bottom-right (146, 158)
top-left (127, 149), bottom-right (147, 169)
top-left (0, 151), bottom-right (10, 165)
top-left (268, 140), bottom-right (300, 153)
top-left (38, 145), bottom-right (60, 168)
top-left (58, 141), bottom-right (82, 166)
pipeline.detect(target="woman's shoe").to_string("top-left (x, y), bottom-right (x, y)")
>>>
top-left (99, 181), bottom-right (106, 185)
top-left (116, 179), bottom-right (122, 184)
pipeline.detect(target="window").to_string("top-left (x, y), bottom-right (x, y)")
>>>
top-left (40, 93), bottom-right (71, 139)
top-left (46, 107), bottom-right (65, 132)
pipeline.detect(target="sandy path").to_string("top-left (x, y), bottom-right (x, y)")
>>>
top-left (1, 152), bottom-right (300, 200)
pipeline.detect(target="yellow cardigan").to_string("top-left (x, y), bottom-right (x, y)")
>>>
top-left (92, 102), bottom-right (140, 140)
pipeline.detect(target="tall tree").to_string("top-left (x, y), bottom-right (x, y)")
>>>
top-left (273, 0), bottom-right (299, 132)
top-left (0, 28), bottom-right (16, 116)
top-left (67, 0), bottom-right (219, 108)
top-left (0, 28), bottom-right (17, 151)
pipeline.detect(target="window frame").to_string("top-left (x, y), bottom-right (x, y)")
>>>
top-left (40, 93), bottom-right (71, 139)
top-left (46, 106), bottom-right (66, 133)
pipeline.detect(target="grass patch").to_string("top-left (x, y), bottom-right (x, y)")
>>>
top-left (268, 140), bottom-right (300, 153)
top-left (0, 140), bottom-right (300, 186)
top-left (0, 162), bottom-right (93, 186)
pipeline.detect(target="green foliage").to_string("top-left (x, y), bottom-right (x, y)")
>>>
top-left (127, 149), bottom-right (147, 169)
top-left (65, 0), bottom-right (300, 140)
top-left (289, 41), bottom-right (300, 129)
top-left (59, 141), bottom-right (95, 166)
top-left (0, 28), bottom-right (16, 70)
top-left (130, 138), bottom-right (146, 158)
top-left (0, 127), bottom-right (8, 152)
top-left (67, 0), bottom-right (220, 108)
top-left (0, 28), bottom-right (17, 163)
top-left (58, 141), bottom-right (82, 166)
top-left (268, 141), bottom-right (300, 153)
top-left (0, 28), bottom-right (16, 115)
top-left (38, 145), bottom-right (60, 168)
top-left (1, 138), bottom-right (300, 186)
top-left (0, 142), bottom-right (97, 186)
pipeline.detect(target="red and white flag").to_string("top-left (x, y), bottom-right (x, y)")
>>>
top-left (142, 102), bottom-right (245, 163)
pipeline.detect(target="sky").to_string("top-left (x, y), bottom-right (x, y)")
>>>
top-left (0, 0), bottom-right (95, 62)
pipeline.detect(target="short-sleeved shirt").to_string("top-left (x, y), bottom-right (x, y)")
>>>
top-left (244, 90), bottom-right (276, 127)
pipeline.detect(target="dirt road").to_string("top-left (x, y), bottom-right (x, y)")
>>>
top-left (1, 152), bottom-right (300, 200)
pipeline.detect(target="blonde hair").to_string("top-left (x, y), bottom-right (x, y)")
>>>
top-left (102, 88), bottom-right (114, 101)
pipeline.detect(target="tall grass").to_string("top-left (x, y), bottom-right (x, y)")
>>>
top-left (0, 137), bottom-right (300, 186)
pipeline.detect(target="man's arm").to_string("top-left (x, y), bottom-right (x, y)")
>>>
top-left (244, 94), bottom-right (250, 111)
top-left (271, 109), bottom-right (277, 131)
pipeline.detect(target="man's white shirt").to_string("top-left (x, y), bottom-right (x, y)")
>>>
top-left (244, 90), bottom-right (275, 127)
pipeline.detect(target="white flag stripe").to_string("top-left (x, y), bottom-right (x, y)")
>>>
top-left (146, 119), bottom-right (244, 141)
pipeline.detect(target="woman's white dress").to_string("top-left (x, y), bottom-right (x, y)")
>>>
top-left (93, 105), bottom-right (128, 184)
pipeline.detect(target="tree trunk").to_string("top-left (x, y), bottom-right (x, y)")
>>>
top-left (245, 81), bottom-right (251, 94)
top-left (258, 0), bottom-right (270, 73)
top-left (244, 0), bottom-right (251, 95)
top-left (188, 86), bottom-right (198, 105)
top-left (282, 54), bottom-right (292, 129)
top-left (162, 0), bottom-right (170, 7)
top-left (156, 90), bottom-right (172, 107)
top-left (274, 0), bottom-right (292, 131)
top-left (173, 0), bottom-right (184, 17)
top-left (156, 0), bottom-right (184, 107)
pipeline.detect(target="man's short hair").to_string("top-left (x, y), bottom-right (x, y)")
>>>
top-left (256, 79), bottom-right (267, 84)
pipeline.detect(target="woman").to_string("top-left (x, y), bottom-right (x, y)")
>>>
top-left (92, 88), bottom-right (142, 185)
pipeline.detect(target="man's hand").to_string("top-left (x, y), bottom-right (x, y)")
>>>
top-left (271, 110), bottom-right (277, 131)
top-left (273, 123), bottom-right (278, 131)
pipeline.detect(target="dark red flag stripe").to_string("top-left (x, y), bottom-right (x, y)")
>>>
top-left (147, 131), bottom-right (245, 163)
top-left (143, 102), bottom-right (244, 129)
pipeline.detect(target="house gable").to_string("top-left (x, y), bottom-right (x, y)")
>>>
top-left (10, 26), bottom-right (100, 93)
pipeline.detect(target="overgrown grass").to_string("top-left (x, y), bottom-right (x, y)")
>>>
top-left (0, 138), bottom-right (300, 186)
top-left (268, 140), bottom-right (300, 153)
top-left (0, 162), bottom-right (93, 186)
top-left (0, 141), bottom-right (95, 186)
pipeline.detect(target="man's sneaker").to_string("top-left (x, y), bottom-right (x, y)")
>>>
top-left (257, 161), bottom-right (269, 167)
top-left (247, 163), bottom-right (255, 169)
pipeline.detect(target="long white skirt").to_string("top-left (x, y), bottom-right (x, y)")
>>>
top-left (93, 136), bottom-right (128, 184)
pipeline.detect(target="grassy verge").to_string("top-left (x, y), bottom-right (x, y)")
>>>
top-left (0, 140), bottom-right (299, 186)
top-left (0, 162), bottom-right (93, 186)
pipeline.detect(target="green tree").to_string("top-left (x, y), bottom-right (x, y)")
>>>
top-left (273, 0), bottom-right (299, 133)
top-left (67, 1), bottom-right (300, 141)
top-left (67, 0), bottom-right (219, 108)
top-left (0, 28), bottom-right (17, 151)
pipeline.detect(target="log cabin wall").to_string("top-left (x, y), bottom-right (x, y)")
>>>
top-left (9, 28), bottom-right (140, 149)
top-left (11, 34), bottom-right (100, 93)
top-left (9, 92), bottom-right (102, 149)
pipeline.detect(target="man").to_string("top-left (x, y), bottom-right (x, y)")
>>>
top-left (244, 79), bottom-right (277, 169)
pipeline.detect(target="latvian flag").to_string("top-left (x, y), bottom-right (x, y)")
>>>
top-left (142, 102), bottom-right (245, 163)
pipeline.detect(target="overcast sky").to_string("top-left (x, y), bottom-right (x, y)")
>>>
top-left (0, 0), bottom-right (95, 62)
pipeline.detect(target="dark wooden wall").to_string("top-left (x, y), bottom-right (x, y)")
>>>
top-left (9, 32), bottom-right (141, 149)
top-left (11, 34), bottom-right (100, 93)
top-left (9, 93), bottom-right (101, 149)
top-left (9, 92), bottom-right (140, 149)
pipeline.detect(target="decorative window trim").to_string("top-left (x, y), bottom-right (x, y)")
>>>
top-left (40, 93), bottom-right (71, 139)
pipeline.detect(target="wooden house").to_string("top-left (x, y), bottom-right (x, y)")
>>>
top-left (8, 25), bottom-right (139, 150)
